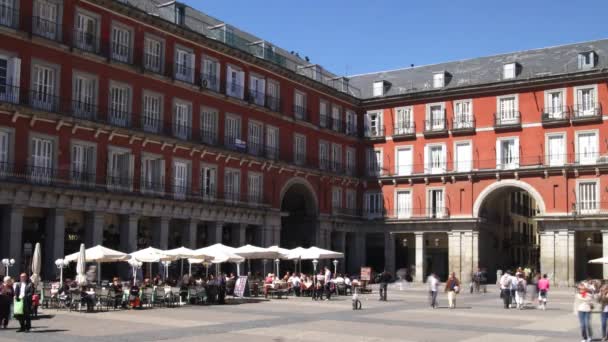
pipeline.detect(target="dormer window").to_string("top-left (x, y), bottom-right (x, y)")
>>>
top-left (578, 51), bottom-right (596, 70)
top-left (433, 72), bottom-right (445, 88)
top-left (503, 63), bottom-right (516, 79)
top-left (373, 81), bottom-right (385, 97)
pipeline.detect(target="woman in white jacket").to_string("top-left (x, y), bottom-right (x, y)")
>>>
top-left (574, 284), bottom-right (594, 342)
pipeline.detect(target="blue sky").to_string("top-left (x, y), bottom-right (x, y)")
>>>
top-left (182, 0), bottom-right (607, 76)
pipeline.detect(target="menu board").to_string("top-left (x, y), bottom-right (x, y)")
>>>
top-left (234, 276), bottom-right (249, 297)
top-left (360, 267), bottom-right (371, 281)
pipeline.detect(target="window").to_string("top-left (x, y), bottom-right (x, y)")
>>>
top-left (433, 73), bottom-right (445, 88)
top-left (424, 144), bottom-right (446, 174)
top-left (574, 85), bottom-right (597, 117)
top-left (0, 128), bottom-right (12, 174)
top-left (331, 144), bottom-right (342, 172)
top-left (31, 63), bottom-right (57, 111)
top-left (0, 55), bottom-right (20, 104)
top-left (249, 74), bottom-right (265, 106)
top-left (346, 110), bottom-right (357, 135)
top-left (497, 95), bottom-right (518, 124)
top-left (454, 141), bottom-right (472, 172)
top-left (172, 160), bottom-right (190, 200)
top-left (544, 89), bottom-right (566, 119)
top-left (70, 141), bottom-right (95, 184)
top-left (365, 192), bottom-right (384, 218)
top-left (174, 48), bottom-right (194, 83)
top-left (224, 114), bottom-right (241, 149)
top-left (33, 0), bottom-right (59, 40)
top-left (394, 106), bottom-right (413, 135)
top-left (142, 91), bottom-right (162, 133)
top-left (266, 80), bottom-right (280, 111)
top-left (396, 190), bottom-right (412, 219)
top-left (144, 36), bottom-right (163, 73)
top-left (427, 188), bottom-right (445, 218)
top-left (72, 72), bottom-right (97, 119)
top-left (201, 164), bottom-right (217, 199)
top-left (496, 138), bottom-right (519, 169)
top-left (247, 121), bottom-right (263, 156)
top-left (111, 24), bottom-right (132, 63)
top-left (74, 11), bottom-right (98, 52)
top-left (319, 141), bottom-right (329, 170)
top-left (30, 136), bottom-right (54, 184)
top-left (319, 100), bottom-right (329, 127)
top-left (331, 105), bottom-right (341, 131)
top-left (0, 0), bottom-right (17, 27)
top-left (346, 189), bottom-right (356, 211)
top-left (173, 100), bottom-right (191, 140)
top-left (546, 133), bottom-right (565, 167)
top-left (503, 63), bottom-right (516, 79)
top-left (293, 134), bottom-right (306, 165)
top-left (578, 52), bottom-right (596, 70)
top-left (107, 147), bottom-right (133, 191)
top-left (577, 181), bottom-right (598, 214)
top-left (365, 111), bottom-right (383, 137)
top-left (373, 81), bottom-right (384, 97)
top-left (265, 125), bottom-right (279, 159)
top-left (346, 147), bottom-right (356, 175)
top-left (294, 91), bottom-right (307, 120)
top-left (248, 172), bottom-right (262, 203)
top-left (141, 155), bottom-right (164, 194)
top-left (202, 57), bottom-right (220, 91)
top-left (367, 148), bottom-right (382, 176)
top-left (224, 168), bottom-right (241, 202)
top-left (396, 147), bottom-right (413, 176)
top-left (332, 187), bottom-right (343, 210)
top-left (108, 82), bottom-right (131, 127)
top-left (201, 107), bottom-right (218, 145)
top-left (576, 131), bottom-right (598, 165)
top-left (226, 65), bottom-right (244, 99)
top-left (426, 103), bottom-right (445, 130)
top-left (453, 100), bottom-right (473, 129)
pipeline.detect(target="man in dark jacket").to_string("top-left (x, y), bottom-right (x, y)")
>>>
top-left (378, 271), bottom-right (391, 301)
top-left (13, 273), bottom-right (34, 332)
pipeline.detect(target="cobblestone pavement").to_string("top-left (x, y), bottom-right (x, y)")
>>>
top-left (0, 285), bottom-right (584, 342)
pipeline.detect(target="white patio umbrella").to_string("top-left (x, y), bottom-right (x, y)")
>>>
top-left (589, 257), bottom-right (608, 264)
top-left (265, 245), bottom-right (291, 259)
top-left (235, 244), bottom-right (280, 275)
top-left (130, 247), bottom-right (172, 279)
top-left (30, 242), bottom-right (41, 287)
top-left (190, 244), bottom-right (244, 275)
top-left (65, 245), bottom-right (131, 284)
top-left (75, 244), bottom-right (87, 285)
top-left (163, 247), bottom-right (215, 277)
top-left (299, 247), bottom-right (344, 260)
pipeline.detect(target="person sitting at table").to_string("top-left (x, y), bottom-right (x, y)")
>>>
top-left (283, 272), bottom-right (291, 282)
top-left (128, 283), bottom-right (141, 309)
top-left (80, 286), bottom-right (95, 312)
top-left (344, 275), bottom-right (352, 293)
top-left (109, 277), bottom-right (123, 309)
top-left (263, 273), bottom-right (276, 298)
top-left (290, 273), bottom-right (301, 297)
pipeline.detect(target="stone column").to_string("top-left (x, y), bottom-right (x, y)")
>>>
top-left (460, 231), bottom-right (475, 284)
top-left (552, 230), bottom-right (575, 287)
top-left (384, 232), bottom-right (395, 274)
top-left (45, 209), bottom-right (65, 279)
top-left (120, 214), bottom-right (139, 253)
top-left (448, 231), bottom-right (461, 281)
top-left (182, 219), bottom-right (198, 249)
top-left (567, 230), bottom-right (575, 286)
top-left (539, 230), bottom-right (555, 283)
top-left (152, 217), bottom-right (170, 250)
top-left (354, 231), bottom-right (366, 270)
top-left (2, 206), bottom-right (24, 275)
top-left (207, 221), bottom-right (223, 244)
top-left (85, 211), bottom-right (105, 247)
top-left (336, 231), bottom-right (347, 273)
top-left (415, 232), bottom-right (425, 282)
top-left (603, 230), bottom-right (608, 279)
top-left (233, 223), bottom-right (247, 247)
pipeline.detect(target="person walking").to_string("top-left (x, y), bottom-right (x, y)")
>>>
top-left (445, 272), bottom-right (460, 309)
top-left (13, 273), bottom-right (34, 332)
top-left (0, 277), bottom-right (14, 329)
top-left (324, 266), bottom-right (332, 301)
top-left (598, 284), bottom-right (608, 341)
top-left (499, 271), bottom-right (512, 309)
top-left (509, 271), bottom-right (519, 308)
top-left (574, 283), bottom-right (593, 342)
top-left (427, 273), bottom-right (439, 308)
top-left (515, 273), bottom-right (527, 309)
top-left (537, 274), bottom-right (550, 310)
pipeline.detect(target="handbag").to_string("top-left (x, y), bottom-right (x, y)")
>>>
top-left (13, 299), bottom-right (24, 316)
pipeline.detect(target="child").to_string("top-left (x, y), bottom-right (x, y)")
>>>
top-left (31, 293), bottom-right (40, 317)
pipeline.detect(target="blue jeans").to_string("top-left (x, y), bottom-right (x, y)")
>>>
top-left (578, 311), bottom-right (591, 340)
top-left (602, 311), bottom-right (608, 339)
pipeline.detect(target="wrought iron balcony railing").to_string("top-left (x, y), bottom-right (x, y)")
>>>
top-left (541, 106), bottom-right (570, 125)
top-left (494, 111), bottom-right (521, 129)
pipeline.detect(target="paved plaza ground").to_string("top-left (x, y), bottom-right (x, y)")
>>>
top-left (0, 285), bottom-right (586, 342)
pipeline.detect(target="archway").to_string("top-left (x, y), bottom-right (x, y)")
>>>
top-left (476, 181), bottom-right (544, 283)
top-left (280, 178), bottom-right (318, 250)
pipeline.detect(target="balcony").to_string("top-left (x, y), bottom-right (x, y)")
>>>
top-left (364, 126), bottom-right (385, 140)
top-left (572, 202), bottom-right (608, 216)
top-left (171, 122), bottom-right (191, 140)
top-left (108, 108), bottom-right (132, 128)
top-left (173, 63), bottom-right (195, 84)
top-left (226, 83), bottom-right (245, 100)
top-left (141, 180), bottom-right (165, 195)
top-left (293, 105), bottom-right (309, 121)
top-left (319, 114), bottom-right (330, 129)
top-left (264, 94), bottom-right (281, 112)
top-left (330, 117), bottom-right (345, 133)
top-left (571, 103), bottom-right (602, 123)
top-left (494, 111), bottom-right (521, 130)
top-left (345, 123), bottom-right (358, 137)
top-left (246, 89), bottom-right (265, 107)
top-left (72, 29), bottom-right (102, 55)
top-left (319, 157), bottom-right (330, 171)
top-left (541, 106), bottom-right (570, 126)
top-left (106, 174), bottom-right (133, 192)
top-left (366, 165), bottom-right (384, 177)
top-left (141, 116), bottom-right (162, 134)
top-left (334, 207), bottom-right (362, 217)
top-left (264, 146), bottom-right (279, 161)
top-left (293, 152), bottom-right (306, 166)
top-left (0, 5), bottom-right (18, 29)
top-left (384, 207), bottom-right (450, 220)
top-left (201, 73), bottom-right (220, 93)
top-left (423, 118), bottom-right (448, 137)
top-left (110, 42), bottom-right (132, 64)
top-left (393, 122), bottom-right (416, 140)
top-left (451, 116), bottom-right (476, 134)
top-left (200, 128), bottom-right (219, 146)
top-left (143, 53), bottom-right (162, 74)
top-left (247, 140), bottom-right (264, 157)
top-left (31, 16), bottom-right (61, 42)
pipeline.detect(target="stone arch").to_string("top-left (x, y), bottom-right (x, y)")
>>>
top-left (279, 177), bottom-right (319, 216)
top-left (473, 179), bottom-right (546, 218)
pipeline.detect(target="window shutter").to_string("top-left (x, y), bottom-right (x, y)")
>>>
top-left (514, 139), bottom-right (520, 167)
top-left (424, 145), bottom-right (429, 173)
top-left (8, 57), bottom-right (21, 102)
top-left (496, 140), bottom-right (501, 169)
top-left (237, 71), bottom-right (245, 98)
top-left (226, 66), bottom-right (233, 96)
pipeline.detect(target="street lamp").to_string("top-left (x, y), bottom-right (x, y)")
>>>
top-left (2, 258), bottom-right (15, 277)
top-left (293, 259), bottom-right (298, 274)
top-left (333, 259), bottom-right (338, 275)
top-left (402, 238), bottom-right (407, 247)
top-left (312, 259), bottom-right (319, 300)
top-left (54, 259), bottom-right (68, 286)
top-left (128, 259), bottom-right (143, 285)
top-left (274, 258), bottom-right (280, 277)
top-left (262, 259), bottom-right (268, 276)
top-left (161, 260), bottom-right (171, 280)
top-left (203, 261), bottom-right (211, 278)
